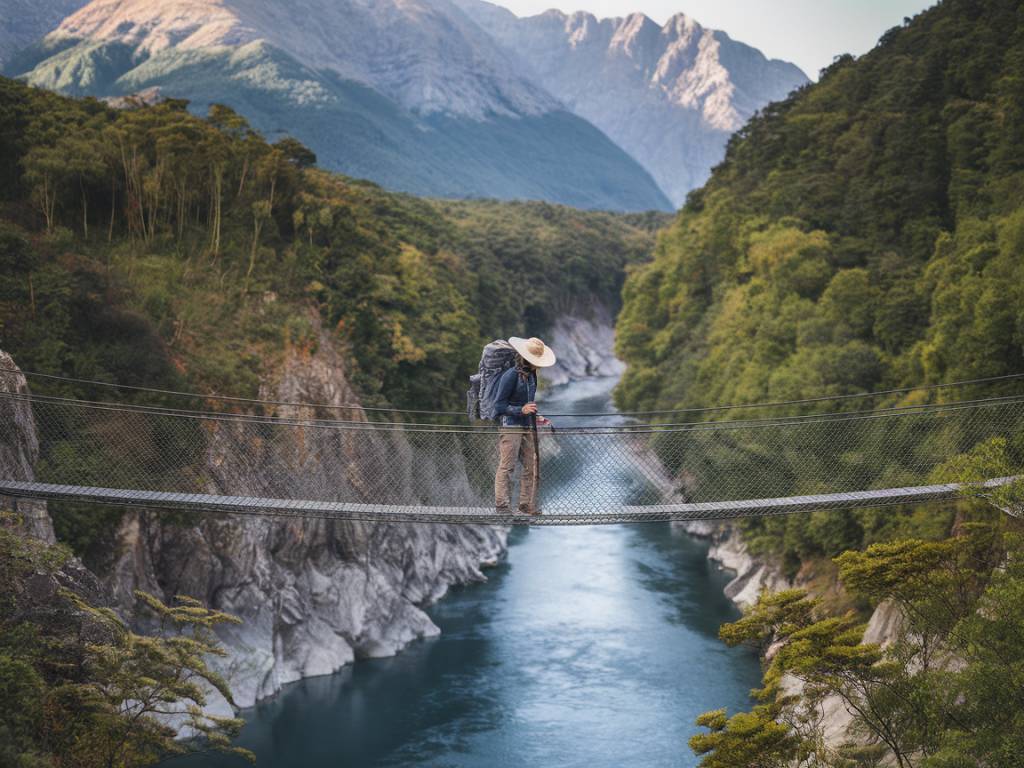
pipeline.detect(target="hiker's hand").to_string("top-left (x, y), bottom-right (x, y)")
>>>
top-left (522, 402), bottom-right (538, 415)
top-left (537, 416), bottom-right (550, 426)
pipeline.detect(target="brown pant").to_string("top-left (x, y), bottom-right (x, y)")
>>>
top-left (494, 427), bottom-right (538, 512)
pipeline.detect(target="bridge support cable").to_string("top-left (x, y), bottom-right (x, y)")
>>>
top-left (1, 375), bottom-right (1022, 525)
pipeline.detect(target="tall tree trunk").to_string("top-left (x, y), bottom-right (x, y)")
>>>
top-left (80, 178), bottom-right (88, 239)
top-left (209, 164), bottom-right (224, 256)
top-left (108, 178), bottom-right (116, 243)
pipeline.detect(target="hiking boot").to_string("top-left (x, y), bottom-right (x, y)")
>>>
top-left (518, 503), bottom-right (542, 516)
top-left (495, 505), bottom-right (512, 514)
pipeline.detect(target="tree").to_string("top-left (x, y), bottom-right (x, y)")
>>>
top-left (64, 591), bottom-right (254, 767)
top-left (0, 517), bottom-right (253, 767)
top-left (61, 134), bottom-right (107, 238)
top-left (692, 435), bottom-right (1024, 768)
top-left (275, 136), bottom-right (317, 169)
top-left (22, 144), bottom-right (65, 233)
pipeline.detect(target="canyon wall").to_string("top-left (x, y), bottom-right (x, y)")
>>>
top-left (0, 342), bottom-right (507, 710)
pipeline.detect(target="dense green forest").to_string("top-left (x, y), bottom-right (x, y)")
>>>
top-left (0, 74), bottom-right (666, 766)
top-left (0, 75), bottom-right (662, 413)
top-left (609, 1), bottom-right (1024, 764)
top-left (616, 0), bottom-right (1024, 562)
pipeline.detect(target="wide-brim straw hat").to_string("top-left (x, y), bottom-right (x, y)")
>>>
top-left (509, 336), bottom-right (557, 368)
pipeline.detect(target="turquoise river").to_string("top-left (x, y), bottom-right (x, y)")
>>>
top-left (183, 376), bottom-right (762, 767)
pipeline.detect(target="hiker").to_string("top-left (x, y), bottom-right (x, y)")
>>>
top-left (492, 336), bottom-right (556, 515)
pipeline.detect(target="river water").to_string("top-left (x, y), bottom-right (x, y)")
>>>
top-left (186, 377), bottom-right (762, 768)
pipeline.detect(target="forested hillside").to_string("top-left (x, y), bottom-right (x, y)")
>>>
top-left (608, 1), bottom-right (1024, 763)
top-left (616, 0), bottom-right (1024, 561)
top-left (0, 76), bottom-right (662, 415)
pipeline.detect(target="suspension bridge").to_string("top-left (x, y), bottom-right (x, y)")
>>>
top-left (1, 367), bottom-right (1021, 526)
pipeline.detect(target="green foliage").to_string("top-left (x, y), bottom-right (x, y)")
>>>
top-left (693, 440), bottom-right (1024, 768)
top-left (689, 706), bottom-right (802, 768)
top-left (617, 0), bottom-right (1024, 564)
top-left (0, 515), bottom-right (250, 767)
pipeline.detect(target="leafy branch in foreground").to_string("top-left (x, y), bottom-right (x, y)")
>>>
top-left (0, 516), bottom-right (253, 767)
top-left (690, 438), bottom-right (1024, 768)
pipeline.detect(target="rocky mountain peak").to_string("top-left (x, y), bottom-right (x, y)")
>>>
top-left (453, 0), bottom-right (808, 205)
top-left (608, 12), bottom-right (661, 58)
top-left (47, 0), bottom-right (560, 118)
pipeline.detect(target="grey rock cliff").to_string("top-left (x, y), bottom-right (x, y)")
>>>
top-left (104, 322), bottom-right (507, 708)
top-left (545, 304), bottom-right (626, 387)
top-left (0, 351), bottom-right (56, 543)
top-left (0, 340), bottom-right (505, 711)
top-left (0, 348), bottom-right (113, 658)
top-left (453, 0), bottom-right (809, 205)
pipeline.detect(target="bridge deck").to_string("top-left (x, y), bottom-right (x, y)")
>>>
top-left (0, 479), bottom-right (991, 526)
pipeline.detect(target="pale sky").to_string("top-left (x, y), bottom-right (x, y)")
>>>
top-left (489, 0), bottom-right (938, 79)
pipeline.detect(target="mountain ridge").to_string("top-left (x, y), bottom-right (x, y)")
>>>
top-left (10, 21), bottom-right (673, 211)
top-left (453, 0), bottom-right (809, 205)
top-left (46, 0), bottom-right (557, 119)
top-left (2, 0), bottom-right (807, 210)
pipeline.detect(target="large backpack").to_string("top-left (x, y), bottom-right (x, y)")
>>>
top-left (467, 340), bottom-right (517, 421)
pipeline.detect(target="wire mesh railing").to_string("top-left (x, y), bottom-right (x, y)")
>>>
top-left (1, 367), bottom-right (1022, 525)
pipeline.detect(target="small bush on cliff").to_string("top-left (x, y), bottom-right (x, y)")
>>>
top-left (0, 515), bottom-right (252, 767)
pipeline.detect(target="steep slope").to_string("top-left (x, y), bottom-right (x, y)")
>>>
top-left (42, 0), bottom-right (552, 119)
top-left (615, 0), bottom-right (1024, 559)
top-left (454, 0), bottom-right (808, 206)
top-left (6, 0), bottom-right (672, 211)
top-left (0, 0), bottom-right (87, 66)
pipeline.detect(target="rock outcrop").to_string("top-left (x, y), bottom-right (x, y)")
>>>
top-left (1, 340), bottom-right (506, 710)
top-left (0, 351), bottom-right (55, 543)
top-left (546, 304), bottom-right (626, 387)
top-left (678, 521), bottom-right (789, 609)
top-left (0, 349), bottom-right (112, 660)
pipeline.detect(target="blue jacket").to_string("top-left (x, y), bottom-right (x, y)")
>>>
top-left (493, 367), bottom-right (537, 427)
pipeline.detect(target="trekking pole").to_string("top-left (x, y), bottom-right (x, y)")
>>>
top-left (530, 412), bottom-right (541, 513)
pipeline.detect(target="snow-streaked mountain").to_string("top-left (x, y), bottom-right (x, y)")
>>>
top-left (47, 0), bottom-right (557, 118)
top-left (8, 0), bottom-right (672, 211)
top-left (2, 0), bottom-right (806, 209)
top-left (452, 1), bottom-right (809, 205)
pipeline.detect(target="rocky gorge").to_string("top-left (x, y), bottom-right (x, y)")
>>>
top-left (2, 312), bottom-right (903, 738)
top-left (0, 309), bottom-right (646, 713)
top-left (0, 340), bottom-right (507, 711)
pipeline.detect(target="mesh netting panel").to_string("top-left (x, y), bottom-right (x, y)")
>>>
top-left (1, 388), bottom-right (1021, 525)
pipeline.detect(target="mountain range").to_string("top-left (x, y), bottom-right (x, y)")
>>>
top-left (453, 1), bottom-right (808, 205)
top-left (1, 0), bottom-right (807, 210)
